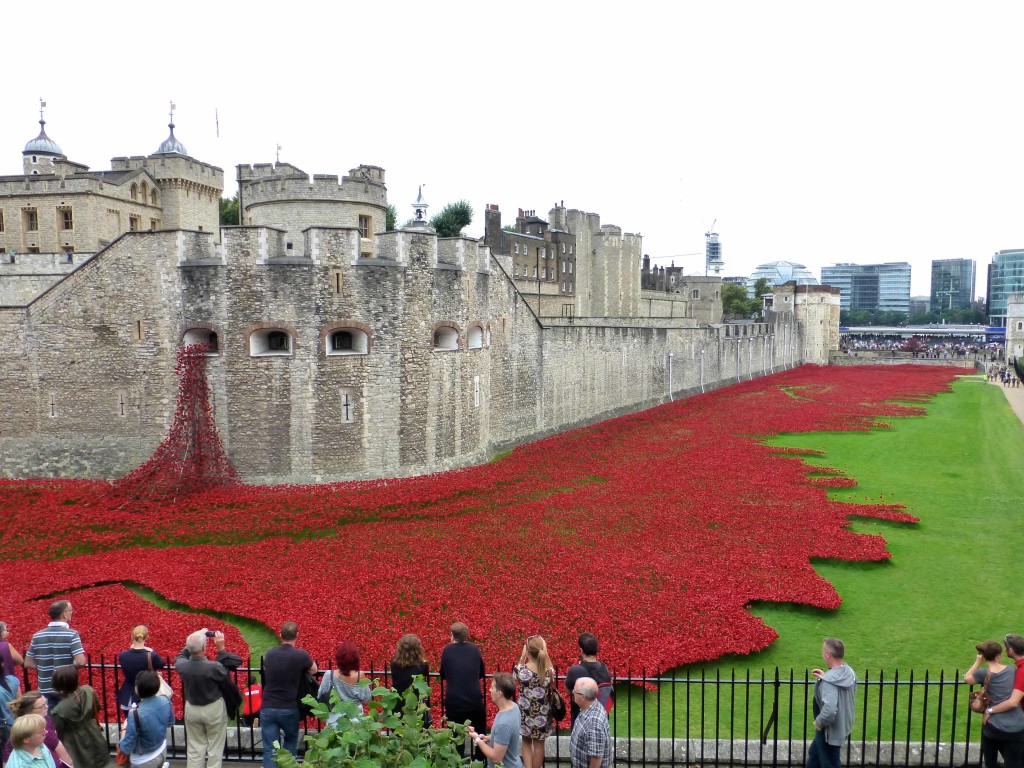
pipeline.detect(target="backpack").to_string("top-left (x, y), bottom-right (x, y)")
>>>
top-left (596, 680), bottom-right (614, 713)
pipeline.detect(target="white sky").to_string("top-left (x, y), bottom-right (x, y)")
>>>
top-left (4, 1), bottom-right (1022, 298)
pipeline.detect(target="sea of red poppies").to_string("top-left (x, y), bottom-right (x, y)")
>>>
top-left (0, 364), bottom-right (958, 691)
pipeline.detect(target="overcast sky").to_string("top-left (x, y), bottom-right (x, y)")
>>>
top-left (4, 1), bottom-right (1021, 297)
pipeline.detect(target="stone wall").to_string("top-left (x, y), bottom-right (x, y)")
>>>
top-left (0, 227), bottom-right (819, 483)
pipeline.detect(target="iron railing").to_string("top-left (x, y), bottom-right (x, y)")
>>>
top-left (22, 659), bottom-right (987, 766)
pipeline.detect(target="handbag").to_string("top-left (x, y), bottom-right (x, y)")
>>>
top-left (298, 671), bottom-right (319, 718)
top-left (147, 653), bottom-right (174, 699)
top-left (547, 679), bottom-right (566, 722)
top-left (115, 709), bottom-right (142, 766)
top-left (969, 669), bottom-right (992, 714)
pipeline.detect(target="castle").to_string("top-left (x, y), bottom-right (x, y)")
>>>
top-left (0, 115), bottom-right (840, 484)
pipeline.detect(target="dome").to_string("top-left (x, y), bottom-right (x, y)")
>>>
top-left (23, 119), bottom-right (63, 156)
top-left (154, 123), bottom-right (187, 156)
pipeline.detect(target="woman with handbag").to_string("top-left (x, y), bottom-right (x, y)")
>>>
top-left (116, 627), bottom-right (167, 714)
top-left (50, 666), bottom-right (111, 768)
top-left (118, 672), bottom-right (173, 768)
top-left (964, 640), bottom-right (1024, 768)
top-left (513, 635), bottom-right (556, 768)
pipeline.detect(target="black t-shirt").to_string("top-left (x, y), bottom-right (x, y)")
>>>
top-left (439, 642), bottom-right (485, 707)
top-left (261, 644), bottom-right (313, 709)
top-left (391, 660), bottom-right (430, 697)
top-left (565, 659), bottom-right (611, 722)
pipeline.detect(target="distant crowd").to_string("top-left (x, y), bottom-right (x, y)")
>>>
top-left (841, 335), bottom-right (1004, 360)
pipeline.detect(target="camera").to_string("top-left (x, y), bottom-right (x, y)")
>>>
top-left (205, 630), bottom-right (217, 638)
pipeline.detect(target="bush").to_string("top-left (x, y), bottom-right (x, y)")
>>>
top-left (274, 676), bottom-right (482, 768)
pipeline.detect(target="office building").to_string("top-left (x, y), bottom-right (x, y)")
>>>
top-left (987, 249), bottom-right (1024, 326)
top-left (820, 262), bottom-right (911, 314)
top-left (929, 259), bottom-right (976, 312)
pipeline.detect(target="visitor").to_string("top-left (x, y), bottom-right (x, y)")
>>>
top-left (5, 714), bottom-right (54, 768)
top-left (465, 672), bottom-right (522, 768)
top-left (49, 666), bottom-right (110, 768)
top-left (568, 677), bottom-right (612, 768)
top-left (564, 633), bottom-right (612, 726)
top-left (116, 626), bottom-right (166, 714)
top-left (260, 621), bottom-right (316, 768)
top-left (0, 622), bottom-right (25, 677)
top-left (1, 692), bottom-right (74, 768)
top-left (805, 637), bottom-right (856, 768)
top-left (976, 636), bottom-right (1024, 768)
top-left (25, 603), bottom-right (86, 712)
top-left (240, 675), bottom-right (261, 728)
top-left (513, 636), bottom-right (555, 768)
top-left (317, 641), bottom-right (371, 727)
top-left (439, 622), bottom-right (486, 757)
top-left (117, 671), bottom-right (173, 768)
top-left (390, 634), bottom-right (431, 726)
top-left (175, 629), bottom-right (242, 768)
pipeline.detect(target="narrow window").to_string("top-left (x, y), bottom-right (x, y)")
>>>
top-left (133, 319), bottom-right (144, 342)
top-left (340, 389), bottom-right (356, 424)
top-left (473, 375), bottom-right (480, 408)
top-left (692, 289), bottom-right (700, 300)
top-left (49, 393), bottom-right (56, 418)
top-left (150, 189), bottom-right (158, 206)
top-left (358, 215), bottom-right (371, 238)
top-left (118, 393), bottom-right (126, 417)
top-left (129, 215), bottom-right (141, 231)
top-left (0, 210), bottom-right (5, 232)
top-left (150, 219), bottom-right (158, 231)
top-left (331, 269), bottom-right (343, 295)
top-left (61, 209), bottom-right (73, 230)
top-left (25, 209), bottom-right (38, 231)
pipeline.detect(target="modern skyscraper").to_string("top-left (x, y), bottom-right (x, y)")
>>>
top-left (929, 258), bottom-right (976, 312)
top-left (820, 262), bottom-right (912, 314)
top-left (987, 249), bottom-right (1024, 326)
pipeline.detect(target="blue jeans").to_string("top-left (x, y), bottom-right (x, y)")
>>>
top-left (806, 729), bottom-right (842, 768)
top-left (261, 706), bottom-right (300, 768)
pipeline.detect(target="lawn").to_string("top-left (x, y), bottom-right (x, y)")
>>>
top-left (613, 373), bottom-right (1024, 738)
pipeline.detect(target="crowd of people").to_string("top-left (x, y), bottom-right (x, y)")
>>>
top-left (0, 605), bottom-right (618, 768)
top-left (986, 364), bottom-right (1022, 387)
top-left (8, 603), bottom-right (1017, 768)
top-left (840, 335), bottom-right (1005, 361)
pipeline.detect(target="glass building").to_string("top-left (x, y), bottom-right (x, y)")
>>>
top-left (987, 249), bottom-right (1024, 326)
top-left (820, 262), bottom-right (911, 314)
top-left (929, 258), bottom-right (976, 312)
top-left (746, 260), bottom-right (818, 297)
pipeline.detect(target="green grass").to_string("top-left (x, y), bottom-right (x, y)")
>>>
top-left (612, 375), bottom-right (1024, 737)
top-left (124, 583), bottom-right (280, 661)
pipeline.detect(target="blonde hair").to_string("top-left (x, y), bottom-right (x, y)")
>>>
top-left (525, 636), bottom-right (552, 684)
top-left (11, 714), bottom-right (46, 749)
top-left (131, 625), bottom-right (149, 643)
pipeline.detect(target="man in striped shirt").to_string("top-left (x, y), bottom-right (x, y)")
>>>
top-left (25, 601), bottom-right (86, 710)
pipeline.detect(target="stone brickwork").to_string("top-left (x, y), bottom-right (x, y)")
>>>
top-left (1007, 294), bottom-right (1024, 361)
top-left (0, 152), bottom-right (834, 483)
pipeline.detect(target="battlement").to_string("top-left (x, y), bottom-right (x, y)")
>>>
top-left (110, 154), bottom-right (223, 189)
top-left (239, 162), bottom-right (387, 208)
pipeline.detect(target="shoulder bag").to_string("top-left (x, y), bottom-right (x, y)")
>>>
top-left (969, 669), bottom-right (993, 714)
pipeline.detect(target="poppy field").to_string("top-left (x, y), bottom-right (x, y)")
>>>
top-left (0, 364), bottom-right (960, 690)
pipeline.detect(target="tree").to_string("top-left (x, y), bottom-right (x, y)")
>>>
top-left (275, 677), bottom-right (479, 768)
top-left (430, 200), bottom-right (473, 238)
top-left (721, 282), bottom-right (751, 319)
top-left (386, 204), bottom-right (397, 232)
top-left (219, 195), bottom-right (239, 226)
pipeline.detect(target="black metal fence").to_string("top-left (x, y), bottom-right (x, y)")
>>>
top-left (25, 660), bottom-right (987, 766)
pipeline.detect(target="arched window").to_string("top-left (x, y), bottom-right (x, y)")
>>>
top-left (468, 325), bottom-right (484, 349)
top-left (433, 326), bottom-right (459, 351)
top-left (130, 183), bottom-right (138, 201)
top-left (183, 328), bottom-right (220, 355)
top-left (1018, 322), bottom-right (1023, 331)
top-left (326, 328), bottom-right (369, 356)
top-left (140, 182), bottom-right (149, 204)
top-left (150, 188), bottom-right (159, 206)
top-left (250, 328), bottom-right (293, 357)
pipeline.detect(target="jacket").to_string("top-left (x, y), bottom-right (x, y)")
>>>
top-left (51, 686), bottom-right (110, 768)
top-left (118, 696), bottom-right (173, 755)
top-left (813, 663), bottom-right (857, 746)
